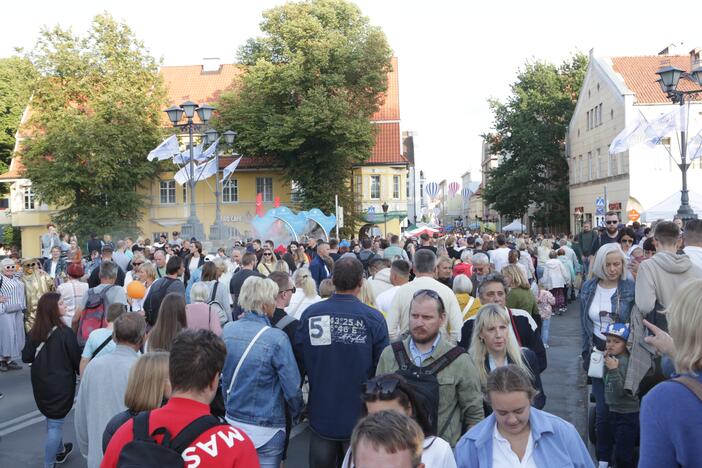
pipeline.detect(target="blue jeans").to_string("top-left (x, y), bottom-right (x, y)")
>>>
top-left (541, 318), bottom-right (551, 345)
top-left (257, 429), bottom-right (286, 468)
top-left (45, 417), bottom-right (65, 468)
top-left (592, 377), bottom-right (614, 462)
top-left (611, 411), bottom-right (638, 468)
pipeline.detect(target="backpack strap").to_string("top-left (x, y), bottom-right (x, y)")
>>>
top-left (132, 411), bottom-right (152, 442)
top-left (461, 297), bottom-right (475, 318)
top-left (170, 415), bottom-right (223, 455)
top-left (507, 309), bottom-right (523, 346)
top-left (91, 335), bottom-right (113, 359)
top-left (209, 281), bottom-right (219, 303)
top-left (424, 346), bottom-right (465, 375)
top-left (672, 376), bottom-right (702, 402)
top-left (275, 314), bottom-right (296, 330)
top-left (392, 341), bottom-right (412, 370)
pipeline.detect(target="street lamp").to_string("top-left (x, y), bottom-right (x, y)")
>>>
top-left (206, 128), bottom-right (237, 241)
top-left (655, 64), bottom-right (702, 223)
top-left (381, 202), bottom-right (389, 238)
top-left (165, 101), bottom-right (215, 240)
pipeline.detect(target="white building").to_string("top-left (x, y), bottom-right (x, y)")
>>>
top-left (568, 48), bottom-right (702, 233)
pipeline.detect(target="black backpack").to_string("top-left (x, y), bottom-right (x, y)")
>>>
top-left (391, 341), bottom-right (465, 437)
top-left (117, 411), bottom-right (222, 467)
top-left (143, 278), bottom-right (177, 326)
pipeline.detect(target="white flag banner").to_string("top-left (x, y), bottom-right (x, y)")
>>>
top-left (687, 128), bottom-right (702, 161)
top-left (147, 135), bottom-right (180, 161)
top-left (173, 142), bottom-right (203, 165)
top-left (643, 108), bottom-right (685, 147)
top-left (609, 115), bottom-right (649, 154)
top-left (174, 158), bottom-right (218, 185)
top-left (222, 156), bottom-right (242, 183)
top-left (197, 138), bottom-right (220, 162)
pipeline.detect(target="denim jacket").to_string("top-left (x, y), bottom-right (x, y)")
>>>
top-left (579, 278), bottom-right (635, 357)
top-left (455, 408), bottom-right (594, 468)
top-left (221, 311), bottom-right (303, 427)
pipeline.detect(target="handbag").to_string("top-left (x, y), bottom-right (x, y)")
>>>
top-left (587, 346), bottom-right (605, 378)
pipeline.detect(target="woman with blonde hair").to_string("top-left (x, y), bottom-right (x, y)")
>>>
top-left (274, 259), bottom-right (290, 274)
top-left (129, 261), bottom-right (156, 314)
top-left (286, 267), bottom-right (321, 320)
top-left (469, 304), bottom-right (545, 413)
top-left (358, 278), bottom-right (378, 311)
top-left (503, 264), bottom-right (540, 325)
top-left (101, 352), bottom-right (170, 450)
top-left (639, 278), bottom-right (702, 467)
top-left (257, 247), bottom-right (277, 277)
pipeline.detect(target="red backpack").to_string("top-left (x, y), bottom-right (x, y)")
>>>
top-left (77, 285), bottom-right (115, 348)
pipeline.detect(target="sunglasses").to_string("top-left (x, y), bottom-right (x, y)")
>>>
top-left (362, 376), bottom-right (401, 397)
top-left (26, 263), bottom-right (40, 267)
top-left (606, 220), bottom-right (618, 225)
top-left (4, 265), bottom-right (16, 270)
top-left (620, 239), bottom-right (634, 244)
top-left (263, 253), bottom-right (273, 256)
top-left (132, 262), bottom-right (144, 266)
top-left (280, 287), bottom-right (297, 295)
top-left (412, 289), bottom-right (446, 312)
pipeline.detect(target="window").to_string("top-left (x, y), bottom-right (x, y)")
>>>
top-left (393, 175), bottom-right (400, 199)
top-left (23, 187), bottom-right (35, 210)
top-left (611, 109), bottom-right (614, 120)
top-left (596, 148), bottom-right (602, 178)
top-left (370, 175), bottom-right (381, 199)
top-left (182, 185), bottom-right (187, 203)
top-left (160, 180), bottom-right (176, 204)
top-left (256, 177), bottom-right (273, 202)
top-left (354, 175), bottom-right (362, 195)
top-left (578, 155), bottom-right (583, 182)
top-left (587, 152), bottom-right (593, 180)
top-left (599, 104), bottom-right (603, 126)
top-left (222, 179), bottom-right (238, 203)
top-left (586, 111), bottom-right (590, 130)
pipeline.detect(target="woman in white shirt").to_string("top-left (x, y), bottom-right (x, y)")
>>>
top-left (56, 261), bottom-right (88, 327)
top-left (285, 267), bottom-right (321, 320)
top-left (342, 373), bottom-right (457, 468)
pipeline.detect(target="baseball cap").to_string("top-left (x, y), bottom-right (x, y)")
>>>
top-left (204, 254), bottom-right (216, 262)
top-left (339, 240), bottom-right (351, 248)
top-left (603, 323), bottom-right (630, 341)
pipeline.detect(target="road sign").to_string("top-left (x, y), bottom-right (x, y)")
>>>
top-left (628, 209), bottom-right (640, 222)
top-left (595, 197), bottom-right (606, 216)
top-left (367, 206), bottom-right (376, 222)
top-left (337, 207), bottom-right (344, 228)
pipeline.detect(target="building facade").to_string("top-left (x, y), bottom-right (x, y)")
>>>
top-left (568, 48), bottom-right (702, 234)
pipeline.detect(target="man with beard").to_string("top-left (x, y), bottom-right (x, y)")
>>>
top-left (376, 289), bottom-right (483, 446)
top-left (469, 252), bottom-right (491, 298)
top-left (591, 211), bottom-right (621, 260)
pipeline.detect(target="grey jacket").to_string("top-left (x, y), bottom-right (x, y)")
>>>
top-left (74, 345), bottom-right (138, 468)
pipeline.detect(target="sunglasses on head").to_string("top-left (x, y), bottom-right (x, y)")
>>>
top-left (412, 289), bottom-right (446, 312)
top-left (362, 376), bottom-right (402, 397)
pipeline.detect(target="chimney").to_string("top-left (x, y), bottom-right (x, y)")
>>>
top-left (690, 48), bottom-right (702, 70)
top-left (202, 57), bottom-right (221, 73)
top-left (658, 43), bottom-right (683, 56)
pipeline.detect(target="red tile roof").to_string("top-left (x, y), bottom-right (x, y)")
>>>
top-left (0, 156), bottom-right (26, 180)
top-left (611, 55), bottom-right (702, 104)
top-left (367, 122), bottom-right (406, 165)
top-left (371, 57), bottom-right (399, 121)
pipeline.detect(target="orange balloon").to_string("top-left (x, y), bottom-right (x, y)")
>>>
top-left (126, 280), bottom-right (146, 299)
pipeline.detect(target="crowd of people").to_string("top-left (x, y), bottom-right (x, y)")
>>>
top-left (1, 212), bottom-right (702, 467)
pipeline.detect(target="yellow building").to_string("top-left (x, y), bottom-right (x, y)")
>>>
top-left (1, 58), bottom-right (408, 256)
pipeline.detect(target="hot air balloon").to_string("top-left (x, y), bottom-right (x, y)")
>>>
top-left (424, 182), bottom-right (439, 199)
top-left (461, 187), bottom-right (472, 199)
top-left (448, 182), bottom-right (460, 196)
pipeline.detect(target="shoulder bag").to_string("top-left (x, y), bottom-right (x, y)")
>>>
top-left (226, 326), bottom-right (270, 398)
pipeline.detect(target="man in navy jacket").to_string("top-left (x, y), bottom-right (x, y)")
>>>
top-left (309, 241), bottom-right (331, 288)
top-left (294, 257), bottom-right (389, 468)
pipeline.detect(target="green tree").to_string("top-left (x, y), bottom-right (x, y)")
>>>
top-left (0, 56), bottom-right (36, 172)
top-left (216, 0), bottom-right (393, 222)
top-left (22, 14), bottom-right (166, 237)
top-left (483, 53), bottom-right (588, 229)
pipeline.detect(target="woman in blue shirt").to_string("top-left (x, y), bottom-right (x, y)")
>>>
top-left (639, 278), bottom-right (702, 468)
top-left (455, 365), bottom-right (593, 468)
top-left (221, 276), bottom-right (303, 468)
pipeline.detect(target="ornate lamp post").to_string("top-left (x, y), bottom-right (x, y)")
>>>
top-left (381, 201), bottom-right (389, 237)
top-left (205, 129), bottom-right (237, 241)
top-left (655, 64), bottom-right (702, 222)
top-left (165, 101), bottom-right (214, 240)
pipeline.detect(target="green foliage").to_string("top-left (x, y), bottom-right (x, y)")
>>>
top-left (216, 0), bottom-right (392, 221)
top-left (22, 13), bottom-right (166, 238)
top-left (2, 224), bottom-right (20, 248)
top-left (0, 56), bottom-right (37, 172)
top-left (483, 53), bottom-right (588, 228)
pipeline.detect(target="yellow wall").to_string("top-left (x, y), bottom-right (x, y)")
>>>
top-left (351, 164), bottom-right (409, 236)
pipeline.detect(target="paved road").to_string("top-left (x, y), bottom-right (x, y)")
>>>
top-left (0, 300), bottom-right (588, 467)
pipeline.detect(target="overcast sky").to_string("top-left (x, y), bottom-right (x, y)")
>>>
top-left (3, 0), bottom-right (700, 187)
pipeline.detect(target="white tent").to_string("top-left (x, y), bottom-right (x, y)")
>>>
top-left (502, 220), bottom-right (527, 232)
top-left (641, 191), bottom-right (702, 223)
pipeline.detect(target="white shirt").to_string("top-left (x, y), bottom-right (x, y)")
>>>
top-left (375, 285), bottom-right (400, 314)
top-left (492, 424), bottom-right (537, 468)
top-left (684, 246), bottom-right (702, 270)
top-left (285, 290), bottom-right (322, 320)
top-left (490, 247), bottom-right (512, 274)
top-left (589, 285), bottom-right (616, 340)
top-left (342, 435), bottom-right (457, 468)
top-left (225, 417), bottom-right (283, 449)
